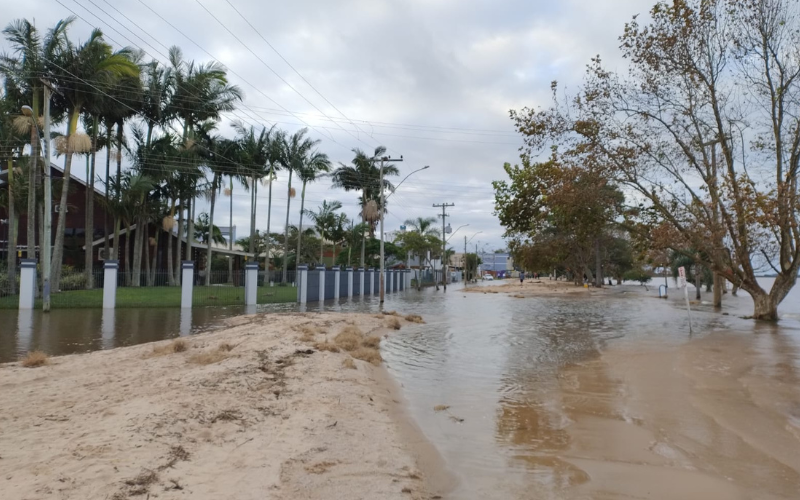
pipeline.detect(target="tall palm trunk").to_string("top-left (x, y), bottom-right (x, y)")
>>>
top-left (205, 173), bottom-right (218, 286)
top-left (52, 107), bottom-right (82, 292)
top-left (185, 180), bottom-right (196, 261)
top-left (248, 178), bottom-right (258, 258)
top-left (149, 228), bottom-right (159, 286)
top-left (263, 164), bottom-right (274, 285)
top-left (131, 196), bottom-right (146, 287)
top-left (123, 218), bottom-right (132, 286)
top-left (166, 199), bottom-right (176, 286)
top-left (84, 115), bottom-right (99, 289)
top-left (360, 189), bottom-right (366, 267)
top-left (282, 170), bottom-right (293, 282)
top-left (175, 197), bottom-right (183, 283)
top-left (103, 126), bottom-right (111, 257)
top-left (295, 180), bottom-right (308, 270)
top-left (26, 94), bottom-right (39, 259)
top-left (6, 159), bottom-right (15, 294)
top-left (228, 179), bottom-right (233, 284)
top-left (144, 222), bottom-right (151, 286)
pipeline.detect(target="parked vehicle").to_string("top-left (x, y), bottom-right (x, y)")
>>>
top-left (483, 274), bottom-right (494, 281)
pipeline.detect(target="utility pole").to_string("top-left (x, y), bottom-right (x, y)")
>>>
top-left (379, 155), bottom-right (403, 304)
top-left (433, 203), bottom-right (454, 291)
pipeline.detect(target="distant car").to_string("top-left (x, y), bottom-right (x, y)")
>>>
top-left (483, 274), bottom-right (494, 281)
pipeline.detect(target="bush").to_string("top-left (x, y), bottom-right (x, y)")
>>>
top-left (623, 269), bottom-right (652, 285)
top-left (0, 272), bottom-right (12, 295)
top-left (59, 272), bottom-right (87, 291)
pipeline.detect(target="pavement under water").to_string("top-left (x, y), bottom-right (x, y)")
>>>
top-left (1, 279), bottom-right (798, 499)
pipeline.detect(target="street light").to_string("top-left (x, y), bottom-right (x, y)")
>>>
top-left (386, 165), bottom-right (429, 201)
top-left (378, 155), bottom-right (404, 304)
top-left (441, 223), bottom-right (468, 289)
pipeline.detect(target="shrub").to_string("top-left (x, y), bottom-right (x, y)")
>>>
top-left (59, 272), bottom-right (87, 291)
top-left (334, 326), bottom-right (363, 351)
top-left (386, 317), bottom-right (401, 330)
top-left (21, 351), bottom-right (49, 367)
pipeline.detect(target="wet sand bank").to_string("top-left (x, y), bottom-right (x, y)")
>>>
top-left (0, 312), bottom-right (450, 500)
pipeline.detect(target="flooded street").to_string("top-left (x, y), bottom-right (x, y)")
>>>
top-left (379, 282), bottom-right (800, 499)
top-left (1, 280), bottom-right (799, 498)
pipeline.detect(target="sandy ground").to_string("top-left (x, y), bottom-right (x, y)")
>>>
top-left (467, 278), bottom-right (600, 297)
top-left (0, 312), bottom-right (447, 500)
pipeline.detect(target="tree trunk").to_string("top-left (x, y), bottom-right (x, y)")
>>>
top-left (123, 220), bottom-right (131, 286)
top-left (282, 170), bottom-right (293, 283)
top-left (752, 292), bottom-right (779, 321)
top-left (249, 178), bottom-right (258, 259)
top-left (296, 180), bottom-right (307, 270)
top-left (6, 158), bottom-right (16, 294)
top-left (360, 189), bottom-right (366, 267)
top-left (205, 173), bottom-right (218, 286)
top-left (103, 126), bottom-right (112, 257)
top-left (594, 238), bottom-right (602, 288)
top-left (85, 115), bottom-right (99, 289)
top-left (713, 273), bottom-right (722, 308)
top-left (52, 108), bottom-right (82, 292)
top-left (147, 227), bottom-right (156, 287)
top-left (166, 205), bottom-right (175, 286)
top-left (695, 266), bottom-right (702, 300)
top-left (131, 215), bottom-right (144, 287)
top-left (26, 94), bottom-right (39, 260)
top-left (263, 165), bottom-right (274, 284)
top-left (175, 198), bottom-right (183, 284)
top-left (228, 178), bottom-right (234, 284)
top-left (185, 183), bottom-right (195, 261)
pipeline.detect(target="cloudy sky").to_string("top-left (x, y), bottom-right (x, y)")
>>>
top-left (3, 0), bottom-right (653, 252)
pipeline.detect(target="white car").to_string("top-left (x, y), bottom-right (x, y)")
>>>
top-left (482, 274), bottom-right (494, 281)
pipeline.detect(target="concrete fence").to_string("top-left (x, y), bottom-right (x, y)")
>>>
top-left (296, 266), bottom-right (412, 304)
top-left (15, 260), bottom-right (411, 310)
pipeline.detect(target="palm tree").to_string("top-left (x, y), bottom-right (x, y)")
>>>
top-left (329, 212), bottom-right (349, 265)
top-left (303, 200), bottom-right (343, 264)
top-left (404, 216), bottom-right (438, 236)
top-left (49, 28), bottom-right (139, 291)
top-left (194, 212), bottom-right (225, 245)
top-left (294, 151), bottom-right (332, 269)
top-left (232, 122), bottom-right (275, 261)
top-left (0, 88), bottom-right (28, 291)
top-left (331, 146), bottom-right (398, 266)
top-left (1, 17), bottom-right (73, 260)
top-left (168, 46), bottom-right (242, 267)
top-left (278, 128), bottom-right (317, 282)
top-left (200, 134), bottom-right (238, 285)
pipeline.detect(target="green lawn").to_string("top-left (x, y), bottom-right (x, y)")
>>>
top-left (0, 285), bottom-right (297, 309)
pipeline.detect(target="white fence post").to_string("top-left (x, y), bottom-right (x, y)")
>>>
top-left (181, 261), bottom-right (194, 309)
top-left (245, 262), bottom-right (258, 306)
top-left (102, 260), bottom-right (118, 309)
top-left (318, 266), bottom-right (326, 302)
top-left (359, 268), bottom-right (365, 296)
top-left (334, 266), bottom-right (341, 299)
top-left (346, 267), bottom-right (353, 298)
top-left (18, 259), bottom-right (36, 310)
top-left (297, 265), bottom-right (308, 303)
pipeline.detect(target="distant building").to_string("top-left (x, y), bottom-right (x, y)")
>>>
top-left (479, 252), bottom-right (514, 276)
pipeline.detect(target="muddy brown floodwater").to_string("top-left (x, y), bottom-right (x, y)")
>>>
top-left (380, 281), bottom-right (800, 499)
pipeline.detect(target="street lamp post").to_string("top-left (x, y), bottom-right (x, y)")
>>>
top-left (378, 155), bottom-right (404, 304)
top-left (443, 223), bottom-right (468, 290)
